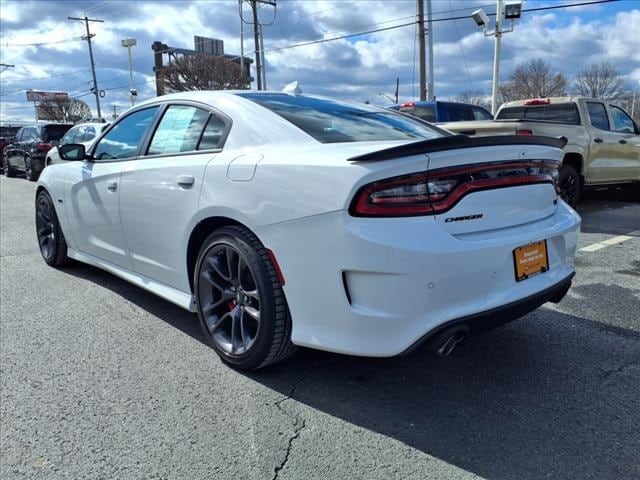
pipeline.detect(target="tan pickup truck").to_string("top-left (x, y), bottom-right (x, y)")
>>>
top-left (439, 97), bottom-right (640, 205)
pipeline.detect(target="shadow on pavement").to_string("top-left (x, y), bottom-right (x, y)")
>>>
top-left (247, 309), bottom-right (640, 480)
top-left (64, 262), bottom-right (208, 347)
top-left (61, 243), bottom-right (640, 480)
top-left (576, 185), bottom-right (640, 235)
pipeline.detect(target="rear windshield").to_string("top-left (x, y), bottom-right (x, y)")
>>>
top-left (399, 105), bottom-right (436, 122)
top-left (238, 93), bottom-right (444, 143)
top-left (43, 124), bottom-right (73, 141)
top-left (497, 104), bottom-right (580, 124)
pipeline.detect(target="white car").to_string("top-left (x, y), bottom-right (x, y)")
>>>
top-left (36, 91), bottom-right (581, 370)
top-left (45, 121), bottom-right (109, 166)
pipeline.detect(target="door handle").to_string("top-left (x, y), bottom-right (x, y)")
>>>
top-left (107, 181), bottom-right (118, 192)
top-left (593, 137), bottom-right (603, 143)
top-left (619, 139), bottom-right (627, 144)
top-left (177, 175), bottom-right (195, 187)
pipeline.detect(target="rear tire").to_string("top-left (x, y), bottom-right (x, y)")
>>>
top-left (558, 164), bottom-right (580, 206)
top-left (4, 156), bottom-right (16, 177)
top-left (194, 225), bottom-right (296, 370)
top-left (25, 157), bottom-right (38, 182)
top-left (35, 190), bottom-right (71, 267)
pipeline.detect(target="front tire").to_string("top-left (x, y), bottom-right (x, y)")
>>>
top-left (194, 226), bottom-right (296, 370)
top-left (558, 164), bottom-right (580, 206)
top-left (4, 156), bottom-right (16, 177)
top-left (35, 190), bottom-right (71, 267)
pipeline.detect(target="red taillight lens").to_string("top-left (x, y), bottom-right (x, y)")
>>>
top-left (523, 98), bottom-right (550, 106)
top-left (515, 129), bottom-right (533, 135)
top-left (350, 160), bottom-right (560, 217)
top-left (35, 142), bottom-right (52, 152)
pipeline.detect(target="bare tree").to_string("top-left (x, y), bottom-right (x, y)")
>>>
top-left (455, 89), bottom-right (490, 109)
top-left (500, 59), bottom-right (568, 101)
top-left (162, 54), bottom-right (246, 93)
top-left (573, 62), bottom-right (628, 99)
top-left (37, 98), bottom-right (92, 123)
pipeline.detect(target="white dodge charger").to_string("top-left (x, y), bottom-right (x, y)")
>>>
top-left (36, 91), bottom-right (581, 370)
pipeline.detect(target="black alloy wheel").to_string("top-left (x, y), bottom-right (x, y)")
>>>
top-left (558, 164), bottom-right (580, 206)
top-left (3, 156), bottom-right (16, 177)
top-left (195, 226), bottom-right (296, 370)
top-left (35, 190), bottom-right (71, 267)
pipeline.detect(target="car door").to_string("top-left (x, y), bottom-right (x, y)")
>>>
top-left (17, 127), bottom-right (37, 169)
top-left (5, 128), bottom-right (24, 165)
top-left (64, 106), bottom-right (160, 269)
top-left (584, 101), bottom-right (622, 183)
top-left (118, 103), bottom-right (229, 292)
top-left (608, 104), bottom-right (640, 181)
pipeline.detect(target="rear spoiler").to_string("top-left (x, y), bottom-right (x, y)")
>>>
top-left (347, 134), bottom-right (568, 163)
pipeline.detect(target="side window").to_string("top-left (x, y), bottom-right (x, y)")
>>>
top-left (60, 126), bottom-right (79, 145)
top-left (77, 125), bottom-right (96, 142)
top-left (25, 127), bottom-right (37, 140)
top-left (93, 107), bottom-right (158, 160)
top-left (148, 105), bottom-right (209, 155)
top-left (472, 107), bottom-right (493, 120)
top-left (610, 105), bottom-right (636, 133)
top-left (587, 102), bottom-right (609, 131)
top-left (16, 129), bottom-right (25, 141)
top-left (447, 104), bottom-right (473, 122)
top-left (198, 115), bottom-right (227, 150)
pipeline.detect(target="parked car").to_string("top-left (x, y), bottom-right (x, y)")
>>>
top-left (45, 122), bottom-right (110, 166)
top-left (0, 125), bottom-right (22, 174)
top-left (439, 97), bottom-right (640, 205)
top-left (3, 123), bottom-right (73, 181)
top-left (387, 100), bottom-right (493, 123)
top-left (37, 91), bottom-right (580, 370)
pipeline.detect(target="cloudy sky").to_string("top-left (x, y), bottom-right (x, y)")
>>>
top-left (1, 0), bottom-right (639, 121)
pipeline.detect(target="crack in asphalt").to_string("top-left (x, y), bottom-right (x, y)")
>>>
top-left (601, 361), bottom-right (640, 380)
top-left (270, 359), bottom-right (337, 480)
top-left (271, 372), bottom-right (311, 480)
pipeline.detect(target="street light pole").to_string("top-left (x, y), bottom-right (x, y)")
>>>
top-left (471, 0), bottom-right (521, 115)
top-left (121, 38), bottom-right (137, 106)
top-left (491, 0), bottom-right (504, 115)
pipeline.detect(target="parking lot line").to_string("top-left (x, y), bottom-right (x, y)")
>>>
top-left (579, 234), bottom-right (634, 253)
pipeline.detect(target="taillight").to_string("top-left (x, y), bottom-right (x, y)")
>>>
top-left (515, 129), bottom-right (533, 135)
top-left (350, 160), bottom-right (560, 217)
top-left (35, 142), bottom-right (52, 152)
top-left (523, 98), bottom-right (550, 106)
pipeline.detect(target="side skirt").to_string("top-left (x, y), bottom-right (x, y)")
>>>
top-left (67, 248), bottom-right (197, 312)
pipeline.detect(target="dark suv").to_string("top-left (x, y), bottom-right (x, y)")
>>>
top-left (3, 123), bottom-right (73, 181)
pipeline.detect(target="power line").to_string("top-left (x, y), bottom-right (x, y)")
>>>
top-left (0, 37), bottom-right (82, 47)
top-left (262, 0), bottom-right (619, 54)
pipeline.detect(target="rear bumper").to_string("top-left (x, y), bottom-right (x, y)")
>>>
top-left (402, 272), bottom-right (574, 355)
top-left (259, 199), bottom-right (581, 357)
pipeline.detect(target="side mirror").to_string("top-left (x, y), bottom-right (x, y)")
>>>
top-left (58, 143), bottom-right (86, 161)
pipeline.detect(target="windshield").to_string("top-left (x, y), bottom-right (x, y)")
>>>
top-left (238, 93), bottom-right (445, 143)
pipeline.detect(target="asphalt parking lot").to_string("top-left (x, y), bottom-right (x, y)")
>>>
top-left (1, 175), bottom-right (638, 480)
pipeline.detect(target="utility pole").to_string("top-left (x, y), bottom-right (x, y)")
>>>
top-left (417, 0), bottom-right (426, 101)
top-left (426, 0), bottom-right (434, 100)
top-left (69, 15), bottom-right (103, 118)
top-left (239, 0), bottom-right (245, 86)
top-left (0, 63), bottom-right (15, 73)
top-left (247, 0), bottom-right (276, 91)
top-left (250, 1), bottom-right (262, 90)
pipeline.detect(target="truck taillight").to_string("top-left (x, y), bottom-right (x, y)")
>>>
top-left (515, 129), bottom-right (533, 135)
top-left (523, 98), bottom-right (550, 106)
top-left (350, 160), bottom-right (560, 217)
